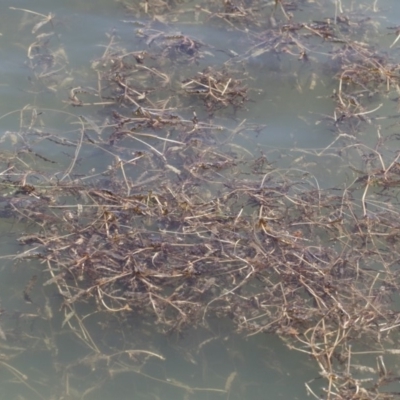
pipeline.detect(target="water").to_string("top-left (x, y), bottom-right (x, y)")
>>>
top-left (1, 0), bottom-right (400, 399)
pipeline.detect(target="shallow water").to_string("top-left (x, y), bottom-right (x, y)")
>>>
top-left (1, 1), bottom-right (400, 399)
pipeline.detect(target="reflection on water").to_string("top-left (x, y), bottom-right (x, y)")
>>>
top-left (1, 0), bottom-right (400, 399)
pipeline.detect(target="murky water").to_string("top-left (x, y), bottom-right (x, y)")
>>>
top-left (1, 1), bottom-right (400, 399)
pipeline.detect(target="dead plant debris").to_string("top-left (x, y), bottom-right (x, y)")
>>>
top-left (2, 1), bottom-right (400, 400)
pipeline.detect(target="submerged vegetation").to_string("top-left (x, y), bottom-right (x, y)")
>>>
top-left (2, 1), bottom-right (400, 399)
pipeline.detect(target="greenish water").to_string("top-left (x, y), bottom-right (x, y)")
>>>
top-left (1, 0), bottom-right (400, 399)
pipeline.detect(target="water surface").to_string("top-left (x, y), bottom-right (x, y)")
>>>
top-left (1, 1), bottom-right (400, 399)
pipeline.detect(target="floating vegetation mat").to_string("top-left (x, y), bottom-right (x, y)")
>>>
top-left (2, 1), bottom-right (400, 399)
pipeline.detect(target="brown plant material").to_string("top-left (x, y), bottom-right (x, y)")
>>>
top-left (4, 2), bottom-right (400, 400)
